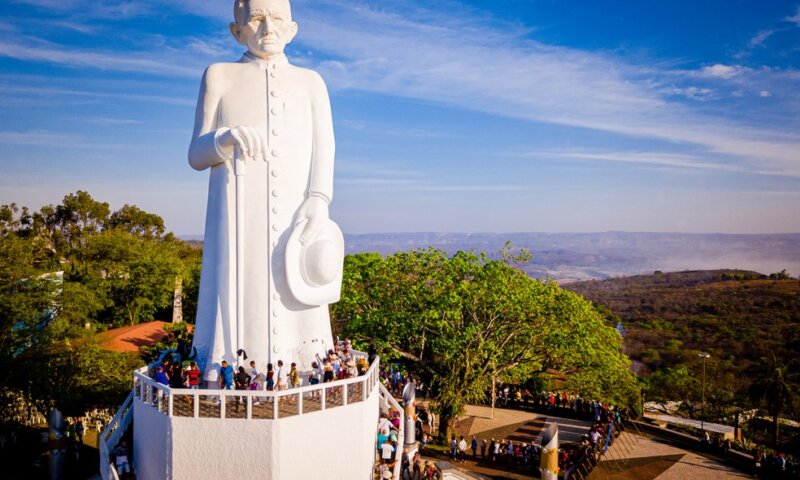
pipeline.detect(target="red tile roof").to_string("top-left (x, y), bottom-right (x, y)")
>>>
top-left (97, 321), bottom-right (192, 354)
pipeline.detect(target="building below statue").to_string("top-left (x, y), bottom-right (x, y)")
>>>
top-left (130, 359), bottom-right (381, 480)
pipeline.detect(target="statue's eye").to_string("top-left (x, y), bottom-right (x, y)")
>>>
top-left (273, 17), bottom-right (284, 24)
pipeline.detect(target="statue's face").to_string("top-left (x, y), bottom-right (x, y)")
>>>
top-left (231, 0), bottom-right (297, 59)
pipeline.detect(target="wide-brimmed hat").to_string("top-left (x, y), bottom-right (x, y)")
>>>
top-left (285, 218), bottom-right (344, 305)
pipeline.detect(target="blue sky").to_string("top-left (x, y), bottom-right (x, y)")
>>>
top-left (0, 0), bottom-right (799, 235)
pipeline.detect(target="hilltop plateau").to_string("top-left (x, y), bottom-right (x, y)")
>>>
top-left (565, 269), bottom-right (800, 377)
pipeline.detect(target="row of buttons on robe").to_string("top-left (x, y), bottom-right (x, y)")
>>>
top-left (269, 62), bottom-right (282, 250)
top-left (269, 62), bottom-right (282, 355)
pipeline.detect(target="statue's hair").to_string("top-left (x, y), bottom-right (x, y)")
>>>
top-left (233, 0), bottom-right (292, 25)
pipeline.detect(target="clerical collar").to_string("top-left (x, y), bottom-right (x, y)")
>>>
top-left (241, 51), bottom-right (289, 69)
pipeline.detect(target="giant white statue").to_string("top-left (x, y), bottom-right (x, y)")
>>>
top-left (189, 0), bottom-right (343, 384)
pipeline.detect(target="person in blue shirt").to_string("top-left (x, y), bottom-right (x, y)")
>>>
top-left (154, 365), bottom-right (170, 386)
top-left (219, 360), bottom-right (234, 390)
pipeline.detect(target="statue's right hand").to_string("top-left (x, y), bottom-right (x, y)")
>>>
top-left (218, 126), bottom-right (268, 162)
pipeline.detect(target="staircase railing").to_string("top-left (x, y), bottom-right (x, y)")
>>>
top-left (99, 390), bottom-right (134, 480)
top-left (377, 382), bottom-right (405, 480)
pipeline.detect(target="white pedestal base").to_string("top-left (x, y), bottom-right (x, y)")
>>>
top-left (133, 390), bottom-right (378, 480)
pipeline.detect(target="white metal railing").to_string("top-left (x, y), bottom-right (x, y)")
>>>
top-left (377, 382), bottom-right (405, 480)
top-left (133, 355), bottom-right (381, 420)
top-left (99, 390), bottom-right (134, 480)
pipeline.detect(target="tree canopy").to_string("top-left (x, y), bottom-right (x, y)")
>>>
top-left (0, 192), bottom-right (201, 416)
top-left (332, 246), bottom-right (639, 433)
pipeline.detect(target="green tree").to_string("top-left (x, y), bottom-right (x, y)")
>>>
top-left (333, 248), bottom-right (639, 436)
top-left (646, 365), bottom-right (697, 413)
top-left (79, 230), bottom-right (184, 326)
top-left (107, 204), bottom-right (166, 238)
top-left (55, 190), bottom-right (110, 253)
top-left (748, 353), bottom-right (799, 447)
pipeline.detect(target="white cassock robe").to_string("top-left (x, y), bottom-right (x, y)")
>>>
top-left (188, 53), bottom-right (335, 382)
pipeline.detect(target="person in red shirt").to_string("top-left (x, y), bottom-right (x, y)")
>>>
top-left (184, 362), bottom-right (201, 389)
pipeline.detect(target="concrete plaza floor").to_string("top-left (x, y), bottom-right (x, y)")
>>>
top-left (594, 431), bottom-right (750, 480)
top-left (418, 405), bottom-right (750, 480)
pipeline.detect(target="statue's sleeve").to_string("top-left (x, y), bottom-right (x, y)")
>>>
top-left (188, 66), bottom-right (231, 171)
top-left (308, 72), bottom-right (335, 203)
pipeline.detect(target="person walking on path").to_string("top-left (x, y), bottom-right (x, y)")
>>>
top-left (471, 436), bottom-right (478, 459)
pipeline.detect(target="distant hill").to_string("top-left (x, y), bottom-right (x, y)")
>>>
top-left (342, 232), bottom-right (800, 283)
top-left (565, 269), bottom-right (800, 376)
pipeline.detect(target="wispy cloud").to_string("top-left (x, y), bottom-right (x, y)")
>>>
top-left (48, 20), bottom-right (96, 34)
top-left (667, 86), bottom-right (715, 101)
top-left (277, 2), bottom-right (800, 176)
top-left (0, 130), bottom-right (150, 150)
top-left (11, 0), bottom-right (152, 19)
top-left (786, 6), bottom-right (800, 26)
top-left (84, 116), bottom-right (142, 125)
top-left (0, 84), bottom-right (195, 106)
top-left (337, 177), bottom-right (528, 193)
top-left (691, 64), bottom-right (745, 80)
top-left (513, 149), bottom-right (742, 173)
top-left (749, 29), bottom-right (775, 48)
top-left (338, 119), bottom-right (460, 139)
top-left (0, 40), bottom-right (202, 77)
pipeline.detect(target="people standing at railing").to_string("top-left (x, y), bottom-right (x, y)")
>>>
top-left (266, 363), bottom-right (275, 391)
top-left (275, 360), bottom-right (288, 391)
top-left (309, 362), bottom-right (321, 386)
top-left (248, 360), bottom-right (260, 384)
top-left (330, 351), bottom-right (341, 379)
top-left (323, 358), bottom-right (334, 382)
top-left (154, 364), bottom-right (170, 386)
top-left (289, 363), bottom-right (300, 389)
top-left (245, 360), bottom-right (263, 401)
top-left (184, 362), bottom-right (201, 389)
top-left (219, 360), bottom-right (234, 390)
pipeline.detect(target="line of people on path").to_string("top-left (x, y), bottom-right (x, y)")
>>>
top-left (449, 434), bottom-right (539, 469)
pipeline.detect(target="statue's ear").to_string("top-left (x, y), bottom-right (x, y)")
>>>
top-left (286, 21), bottom-right (298, 44)
top-left (229, 22), bottom-right (245, 45)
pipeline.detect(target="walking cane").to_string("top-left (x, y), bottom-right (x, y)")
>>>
top-left (234, 145), bottom-right (245, 369)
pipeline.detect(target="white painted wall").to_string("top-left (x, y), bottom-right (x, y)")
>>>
top-left (133, 398), bottom-right (171, 480)
top-left (134, 388), bottom-right (378, 480)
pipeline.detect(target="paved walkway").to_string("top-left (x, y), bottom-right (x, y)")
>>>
top-left (417, 406), bottom-right (749, 480)
top-left (593, 431), bottom-right (750, 480)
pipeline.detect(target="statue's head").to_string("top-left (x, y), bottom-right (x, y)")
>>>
top-left (230, 0), bottom-right (298, 60)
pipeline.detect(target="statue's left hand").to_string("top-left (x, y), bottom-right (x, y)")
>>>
top-left (296, 196), bottom-right (329, 245)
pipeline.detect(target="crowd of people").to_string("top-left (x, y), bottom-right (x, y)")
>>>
top-left (754, 450), bottom-right (799, 479)
top-left (149, 338), bottom-right (373, 403)
top-left (494, 387), bottom-right (625, 423)
top-left (375, 408), bottom-right (441, 480)
top-left (448, 434), bottom-right (539, 468)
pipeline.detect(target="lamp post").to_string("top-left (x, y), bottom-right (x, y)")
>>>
top-left (697, 353), bottom-right (711, 432)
